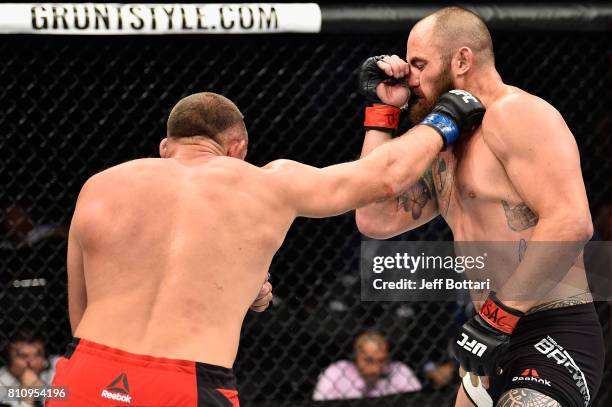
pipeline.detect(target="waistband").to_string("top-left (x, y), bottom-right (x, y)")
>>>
top-left (66, 337), bottom-right (236, 389)
top-left (518, 302), bottom-right (598, 328)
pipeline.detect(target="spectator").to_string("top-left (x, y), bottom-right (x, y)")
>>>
top-left (313, 330), bottom-right (421, 400)
top-left (595, 203), bottom-right (612, 241)
top-left (423, 360), bottom-right (458, 389)
top-left (1, 205), bottom-right (67, 249)
top-left (0, 328), bottom-right (59, 406)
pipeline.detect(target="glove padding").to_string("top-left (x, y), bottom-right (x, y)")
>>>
top-left (453, 314), bottom-right (510, 377)
top-left (453, 291), bottom-right (524, 377)
top-left (420, 90), bottom-right (485, 147)
top-left (359, 55), bottom-right (395, 104)
top-left (359, 55), bottom-right (404, 132)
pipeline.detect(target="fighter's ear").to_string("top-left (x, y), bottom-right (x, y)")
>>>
top-left (454, 46), bottom-right (474, 76)
top-left (159, 138), bottom-right (168, 158)
top-left (228, 139), bottom-right (247, 160)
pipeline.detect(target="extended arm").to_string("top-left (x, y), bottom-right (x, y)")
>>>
top-left (355, 128), bottom-right (440, 238)
top-left (265, 89), bottom-right (484, 219)
top-left (265, 125), bottom-right (444, 218)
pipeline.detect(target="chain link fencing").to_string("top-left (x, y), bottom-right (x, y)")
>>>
top-left (0, 27), bottom-right (611, 406)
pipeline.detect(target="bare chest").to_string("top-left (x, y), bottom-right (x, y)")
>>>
top-left (432, 130), bottom-right (531, 237)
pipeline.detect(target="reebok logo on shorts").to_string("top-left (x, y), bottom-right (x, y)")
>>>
top-left (100, 373), bottom-right (132, 404)
top-left (512, 368), bottom-right (551, 387)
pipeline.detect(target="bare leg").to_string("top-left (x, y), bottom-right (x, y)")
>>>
top-left (456, 383), bottom-right (477, 407)
top-left (496, 388), bottom-right (561, 407)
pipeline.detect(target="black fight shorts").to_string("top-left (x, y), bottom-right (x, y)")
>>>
top-left (485, 303), bottom-right (605, 406)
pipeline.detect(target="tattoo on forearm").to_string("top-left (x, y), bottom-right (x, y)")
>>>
top-left (519, 239), bottom-right (527, 262)
top-left (397, 178), bottom-right (432, 219)
top-left (527, 292), bottom-right (593, 314)
top-left (497, 388), bottom-right (560, 407)
top-left (501, 200), bottom-right (539, 231)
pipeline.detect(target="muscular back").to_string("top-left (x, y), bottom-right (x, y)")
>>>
top-left (68, 123), bottom-right (444, 366)
top-left (71, 157), bottom-right (292, 367)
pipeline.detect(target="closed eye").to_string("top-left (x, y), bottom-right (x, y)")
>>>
top-left (409, 57), bottom-right (427, 71)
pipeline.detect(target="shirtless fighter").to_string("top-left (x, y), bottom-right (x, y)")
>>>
top-left (355, 7), bottom-right (604, 407)
top-left (47, 90), bottom-right (484, 406)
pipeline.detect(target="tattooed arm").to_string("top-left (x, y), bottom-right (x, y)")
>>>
top-left (264, 126), bottom-right (443, 218)
top-left (497, 388), bottom-right (561, 407)
top-left (355, 129), bottom-right (440, 239)
top-left (484, 93), bottom-right (593, 312)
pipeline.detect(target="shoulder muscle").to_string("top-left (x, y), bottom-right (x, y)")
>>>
top-left (482, 93), bottom-right (574, 160)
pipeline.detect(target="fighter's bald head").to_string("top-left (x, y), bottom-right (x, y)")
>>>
top-left (415, 6), bottom-right (494, 66)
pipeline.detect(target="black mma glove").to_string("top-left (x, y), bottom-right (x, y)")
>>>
top-left (358, 55), bottom-right (402, 132)
top-left (420, 90), bottom-right (485, 148)
top-left (453, 291), bottom-right (524, 377)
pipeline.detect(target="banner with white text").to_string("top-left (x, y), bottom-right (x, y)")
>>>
top-left (0, 3), bottom-right (322, 34)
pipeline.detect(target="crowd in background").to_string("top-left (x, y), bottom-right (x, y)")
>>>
top-left (1, 203), bottom-right (611, 404)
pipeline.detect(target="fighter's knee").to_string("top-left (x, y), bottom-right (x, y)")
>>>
top-left (496, 388), bottom-right (561, 407)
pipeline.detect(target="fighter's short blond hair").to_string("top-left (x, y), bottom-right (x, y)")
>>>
top-left (428, 6), bottom-right (494, 65)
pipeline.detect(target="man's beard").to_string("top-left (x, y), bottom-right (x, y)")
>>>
top-left (408, 67), bottom-right (453, 124)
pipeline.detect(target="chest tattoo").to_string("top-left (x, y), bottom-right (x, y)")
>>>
top-left (501, 200), bottom-right (539, 231)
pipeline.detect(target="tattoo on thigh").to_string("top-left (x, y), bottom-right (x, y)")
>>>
top-left (397, 177), bottom-right (432, 219)
top-left (497, 388), bottom-right (561, 407)
top-left (501, 200), bottom-right (539, 231)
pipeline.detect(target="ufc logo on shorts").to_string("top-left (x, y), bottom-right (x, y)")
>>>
top-left (457, 333), bottom-right (487, 357)
top-left (450, 90), bottom-right (478, 104)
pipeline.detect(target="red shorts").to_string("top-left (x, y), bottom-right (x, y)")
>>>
top-left (47, 338), bottom-right (239, 407)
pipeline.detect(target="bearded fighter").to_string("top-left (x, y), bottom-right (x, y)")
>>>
top-left (355, 6), bottom-right (604, 407)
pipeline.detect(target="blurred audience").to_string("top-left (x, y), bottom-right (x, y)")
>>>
top-left (0, 328), bottom-right (59, 406)
top-left (423, 360), bottom-right (457, 389)
top-left (595, 203), bottom-right (612, 241)
top-left (1, 205), bottom-right (67, 249)
top-left (313, 330), bottom-right (421, 400)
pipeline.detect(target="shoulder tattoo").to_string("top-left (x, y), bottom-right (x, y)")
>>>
top-left (497, 388), bottom-right (561, 407)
